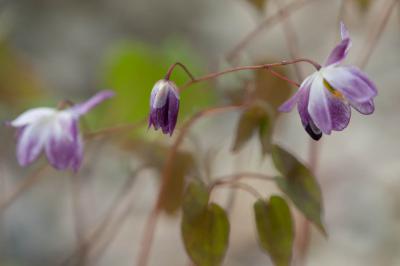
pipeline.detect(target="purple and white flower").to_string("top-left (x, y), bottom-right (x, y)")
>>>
top-left (8, 90), bottom-right (114, 172)
top-left (279, 22), bottom-right (377, 140)
top-left (148, 79), bottom-right (180, 136)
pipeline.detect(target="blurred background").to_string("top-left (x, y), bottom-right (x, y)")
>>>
top-left (0, 0), bottom-right (399, 265)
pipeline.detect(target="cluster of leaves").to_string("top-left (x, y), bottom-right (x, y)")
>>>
top-left (178, 144), bottom-right (325, 266)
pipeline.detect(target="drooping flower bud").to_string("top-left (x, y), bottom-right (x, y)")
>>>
top-left (148, 79), bottom-right (180, 136)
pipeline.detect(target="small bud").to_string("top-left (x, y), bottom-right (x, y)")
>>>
top-left (148, 79), bottom-right (180, 136)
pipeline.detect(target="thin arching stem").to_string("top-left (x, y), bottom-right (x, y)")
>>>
top-left (177, 58), bottom-right (319, 92)
top-left (226, 0), bottom-right (317, 62)
top-left (165, 62), bottom-right (196, 81)
top-left (210, 182), bottom-right (263, 199)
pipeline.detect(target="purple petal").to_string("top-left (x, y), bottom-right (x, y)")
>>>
top-left (45, 113), bottom-right (80, 170)
top-left (350, 99), bottom-right (375, 115)
top-left (10, 108), bottom-right (56, 127)
top-left (167, 90), bottom-right (179, 135)
top-left (16, 123), bottom-right (47, 166)
top-left (344, 66), bottom-right (378, 96)
top-left (278, 75), bottom-right (314, 112)
top-left (340, 21), bottom-right (350, 40)
top-left (297, 85), bottom-right (322, 140)
top-left (71, 136), bottom-right (84, 172)
top-left (308, 75), bottom-right (332, 134)
top-left (324, 89), bottom-right (351, 131)
top-left (324, 22), bottom-right (352, 66)
top-left (323, 66), bottom-right (377, 103)
top-left (70, 90), bottom-right (115, 117)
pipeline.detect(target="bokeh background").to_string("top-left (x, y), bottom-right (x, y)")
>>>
top-left (0, 0), bottom-right (399, 265)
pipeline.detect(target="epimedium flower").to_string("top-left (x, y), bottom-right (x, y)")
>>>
top-left (148, 79), bottom-right (180, 136)
top-left (8, 90), bottom-right (114, 172)
top-left (279, 22), bottom-right (377, 140)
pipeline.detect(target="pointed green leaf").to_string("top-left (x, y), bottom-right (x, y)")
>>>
top-left (254, 196), bottom-right (294, 266)
top-left (182, 203), bottom-right (230, 266)
top-left (271, 145), bottom-right (326, 235)
top-left (182, 180), bottom-right (209, 220)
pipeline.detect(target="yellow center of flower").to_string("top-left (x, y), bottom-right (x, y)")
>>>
top-left (323, 79), bottom-right (344, 99)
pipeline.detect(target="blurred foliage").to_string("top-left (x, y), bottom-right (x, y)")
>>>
top-left (0, 41), bottom-right (44, 110)
top-left (182, 181), bottom-right (229, 266)
top-left (254, 196), bottom-right (294, 266)
top-left (123, 138), bottom-right (196, 214)
top-left (271, 145), bottom-right (326, 235)
top-left (355, 0), bottom-right (372, 12)
top-left (232, 101), bottom-right (273, 155)
top-left (101, 38), bottom-right (216, 133)
top-left (246, 0), bottom-right (268, 13)
top-left (252, 65), bottom-right (292, 114)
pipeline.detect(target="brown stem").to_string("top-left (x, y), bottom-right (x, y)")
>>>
top-left (135, 104), bottom-right (243, 266)
top-left (210, 182), bottom-right (263, 199)
top-left (179, 58), bottom-right (320, 92)
top-left (165, 62), bottom-right (196, 81)
top-left (84, 119), bottom-right (146, 140)
top-left (274, 0), bottom-right (304, 81)
top-left (357, 0), bottom-right (398, 69)
top-left (0, 164), bottom-right (48, 215)
top-left (226, 0), bottom-right (317, 62)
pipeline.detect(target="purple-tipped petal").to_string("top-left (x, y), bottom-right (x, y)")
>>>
top-left (344, 66), bottom-right (378, 96)
top-left (323, 66), bottom-right (377, 103)
top-left (16, 123), bottom-right (47, 166)
top-left (71, 90), bottom-right (115, 117)
top-left (167, 90), bottom-right (179, 135)
top-left (279, 75), bottom-right (314, 112)
top-left (308, 75), bottom-right (332, 134)
top-left (324, 90), bottom-right (351, 131)
top-left (297, 85), bottom-right (322, 140)
top-left (10, 108), bottom-right (56, 127)
top-left (324, 23), bottom-right (352, 66)
top-left (45, 113), bottom-right (79, 170)
top-left (350, 99), bottom-right (375, 115)
top-left (340, 21), bottom-right (350, 40)
top-left (148, 79), bottom-right (180, 135)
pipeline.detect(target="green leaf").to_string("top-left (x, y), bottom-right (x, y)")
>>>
top-left (254, 196), bottom-right (294, 266)
top-left (246, 0), bottom-right (268, 12)
top-left (271, 145), bottom-right (326, 235)
top-left (182, 203), bottom-right (230, 266)
top-left (232, 102), bottom-right (273, 155)
top-left (182, 180), bottom-right (209, 220)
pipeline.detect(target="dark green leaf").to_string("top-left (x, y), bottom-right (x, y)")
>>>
top-left (254, 196), bottom-right (294, 266)
top-left (271, 145), bottom-right (326, 235)
top-left (182, 180), bottom-right (209, 220)
top-left (182, 203), bottom-right (230, 266)
top-left (232, 102), bottom-right (273, 155)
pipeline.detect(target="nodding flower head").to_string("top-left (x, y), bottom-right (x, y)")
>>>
top-left (148, 79), bottom-right (180, 136)
top-left (279, 22), bottom-right (377, 140)
top-left (7, 90), bottom-right (114, 172)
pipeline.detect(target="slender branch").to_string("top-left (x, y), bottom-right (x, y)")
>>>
top-left (226, 0), bottom-right (317, 62)
top-left (136, 104), bottom-right (243, 266)
top-left (0, 164), bottom-right (48, 215)
top-left (210, 172), bottom-right (275, 188)
top-left (60, 166), bottom-right (146, 266)
top-left (179, 58), bottom-right (320, 92)
top-left (274, 0), bottom-right (304, 81)
top-left (84, 119), bottom-right (146, 140)
top-left (165, 62), bottom-right (196, 81)
top-left (210, 182), bottom-right (263, 199)
top-left (357, 0), bottom-right (398, 69)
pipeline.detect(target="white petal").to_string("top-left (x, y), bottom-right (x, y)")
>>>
top-left (11, 108), bottom-right (56, 127)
